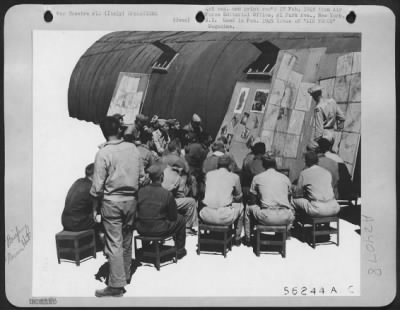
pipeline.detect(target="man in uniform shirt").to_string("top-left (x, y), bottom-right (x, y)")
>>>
top-left (293, 151), bottom-right (340, 217)
top-left (308, 85), bottom-right (346, 150)
top-left (244, 154), bottom-right (295, 245)
top-left (136, 163), bottom-right (187, 258)
top-left (200, 155), bottom-right (244, 245)
top-left (91, 116), bottom-right (143, 297)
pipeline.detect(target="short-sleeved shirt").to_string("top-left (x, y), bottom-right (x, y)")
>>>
top-left (90, 139), bottom-right (143, 201)
top-left (250, 169), bottom-right (292, 208)
top-left (203, 168), bottom-right (242, 208)
top-left (295, 165), bottom-right (335, 202)
top-left (318, 155), bottom-right (339, 197)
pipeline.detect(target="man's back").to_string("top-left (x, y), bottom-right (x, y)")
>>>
top-left (136, 183), bottom-right (177, 234)
top-left (251, 169), bottom-right (291, 208)
top-left (299, 165), bottom-right (335, 202)
top-left (203, 168), bottom-right (241, 208)
top-left (62, 177), bottom-right (94, 231)
top-left (91, 140), bottom-right (142, 200)
top-left (185, 142), bottom-right (208, 168)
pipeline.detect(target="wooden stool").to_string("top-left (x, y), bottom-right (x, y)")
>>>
top-left (197, 223), bottom-right (233, 258)
top-left (255, 225), bottom-right (287, 258)
top-left (134, 234), bottom-right (177, 271)
top-left (297, 215), bottom-right (339, 249)
top-left (55, 229), bottom-right (96, 266)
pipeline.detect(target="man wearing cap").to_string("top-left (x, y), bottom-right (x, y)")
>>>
top-left (136, 163), bottom-right (187, 258)
top-left (91, 116), bottom-right (143, 297)
top-left (152, 118), bottom-right (171, 155)
top-left (183, 113), bottom-right (203, 140)
top-left (292, 151), bottom-right (340, 217)
top-left (200, 155), bottom-right (244, 245)
top-left (244, 154), bottom-right (295, 245)
top-left (308, 85), bottom-right (345, 150)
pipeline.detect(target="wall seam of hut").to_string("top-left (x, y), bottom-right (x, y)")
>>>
top-left (204, 33), bottom-right (243, 131)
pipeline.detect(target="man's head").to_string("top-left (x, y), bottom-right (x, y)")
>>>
top-left (261, 153), bottom-right (276, 170)
top-left (217, 155), bottom-right (231, 170)
top-left (100, 116), bottom-right (122, 140)
top-left (135, 114), bottom-right (149, 128)
top-left (304, 151), bottom-right (319, 167)
top-left (211, 140), bottom-right (225, 153)
top-left (191, 113), bottom-right (201, 128)
top-left (158, 119), bottom-right (170, 133)
top-left (85, 163), bottom-right (94, 180)
top-left (167, 139), bottom-right (182, 155)
top-left (147, 163), bottom-right (166, 183)
top-left (252, 142), bottom-right (266, 156)
top-left (308, 85), bottom-right (323, 101)
top-left (317, 138), bottom-right (333, 153)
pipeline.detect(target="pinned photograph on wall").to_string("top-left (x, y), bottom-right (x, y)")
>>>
top-left (240, 112), bottom-right (250, 126)
top-left (250, 89), bottom-right (269, 113)
top-left (227, 133), bottom-right (234, 145)
top-left (230, 115), bottom-right (239, 128)
top-left (220, 124), bottom-right (228, 136)
top-left (246, 135), bottom-right (255, 149)
top-left (253, 116), bottom-right (260, 129)
top-left (241, 127), bottom-right (251, 139)
top-left (233, 87), bottom-right (249, 113)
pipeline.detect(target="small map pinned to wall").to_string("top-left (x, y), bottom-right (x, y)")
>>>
top-left (272, 131), bottom-right (286, 156)
top-left (283, 134), bottom-right (300, 158)
top-left (287, 110), bottom-right (305, 135)
top-left (294, 82), bottom-right (314, 111)
top-left (250, 89), bottom-right (269, 113)
top-left (336, 53), bottom-right (353, 76)
top-left (285, 71), bottom-right (303, 109)
top-left (319, 78), bottom-right (335, 98)
top-left (344, 103), bottom-right (361, 133)
top-left (233, 87), bottom-right (250, 113)
top-left (338, 132), bottom-right (360, 164)
top-left (262, 104), bottom-right (280, 131)
top-left (333, 75), bottom-right (351, 102)
top-left (351, 52), bottom-right (361, 74)
top-left (276, 53), bottom-right (297, 81)
top-left (348, 73), bottom-right (361, 102)
top-left (269, 79), bottom-right (285, 106)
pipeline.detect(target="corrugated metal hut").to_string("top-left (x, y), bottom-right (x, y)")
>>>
top-left (68, 31), bottom-right (360, 136)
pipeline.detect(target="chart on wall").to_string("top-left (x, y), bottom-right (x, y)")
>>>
top-left (107, 72), bottom-right (150, 125)
top-left (318, 51), bottom-right (361, 177)
top-left (217, 81), bottom-right (271, 168)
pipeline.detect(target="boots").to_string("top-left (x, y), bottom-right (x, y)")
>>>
top-left (95, 286), bottom-right (125, 297)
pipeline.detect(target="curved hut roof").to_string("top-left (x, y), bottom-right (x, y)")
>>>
top-left (68, 31), bottom-right (360, 136)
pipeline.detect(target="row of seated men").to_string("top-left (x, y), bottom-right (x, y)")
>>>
top-left (61, 116), bottom-right (352, 297)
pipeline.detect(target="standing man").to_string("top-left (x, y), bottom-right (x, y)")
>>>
top-left (91, 116), bottom-right (143, 298)
top-left (200, 155), bottom-right (244, 245)
top-left (243, 155), bottom-right (295, 245)
top-left (183, 113), bottom-right (203, 141)
top-left (293, 151), bottom-right (340, 217)
top-left (308, 85), bottom-right (346, 150)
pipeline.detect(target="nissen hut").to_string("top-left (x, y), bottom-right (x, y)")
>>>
top-left (68, 31), bottom-right (361, 196)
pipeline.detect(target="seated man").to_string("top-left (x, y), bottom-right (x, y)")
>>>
top-left (244, 155), bottom-right (295, 245)
top-left (318, 138), bottom-right (354, 199)
top-left (162, 161), bottom-right (198, 235)
top-left (61, 163), bottom-right (104, 247)
top-left (316, 138), bottom-right (340, 198)
top-left (199, 155), bottom-right (244, 246)
top-left (293, 151), bottom-right (340, 217)
top-left (136, 163), bottom-right (187, 259)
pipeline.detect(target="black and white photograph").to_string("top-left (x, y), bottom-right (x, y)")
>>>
top-left (250, 89), bottom-right (269, 113)
top-left (4, 4), bottom-right (396, 308)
